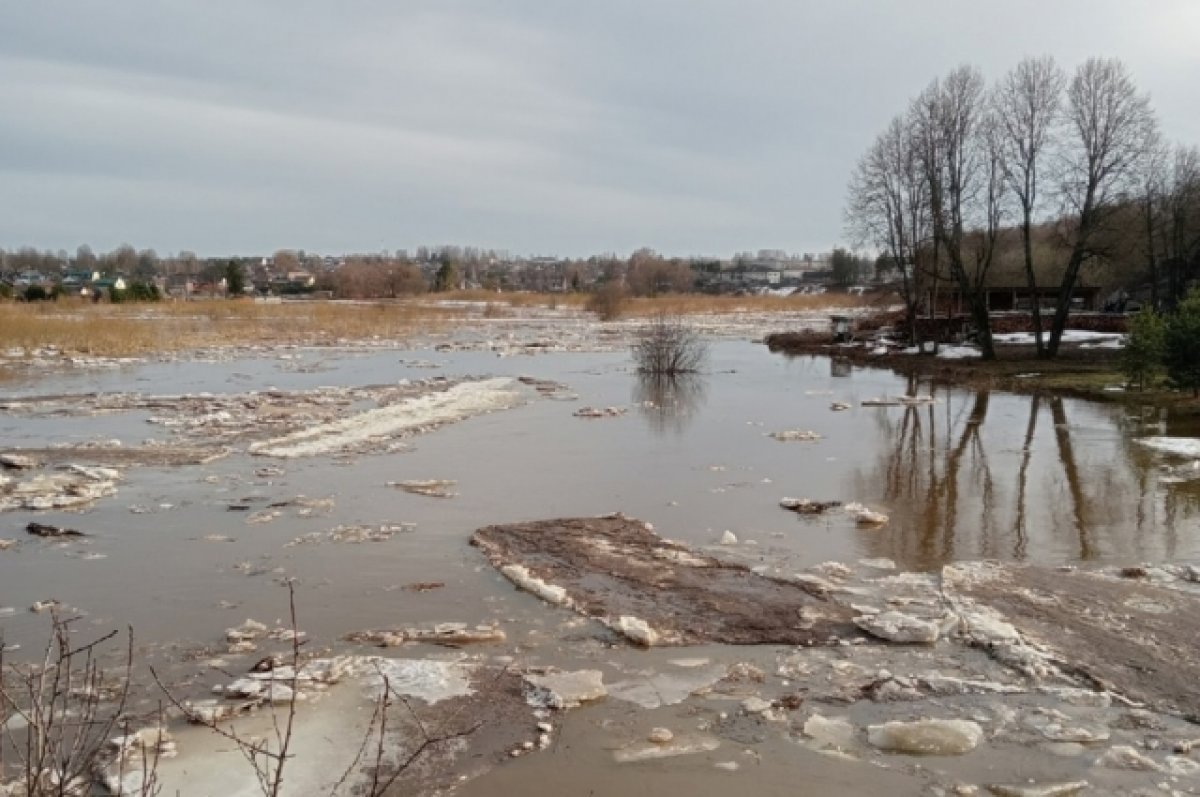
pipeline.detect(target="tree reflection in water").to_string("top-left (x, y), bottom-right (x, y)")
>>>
top-left (633, 373), bottom-right (708, 436)
top-left (857, 379), bottom-right (1191, 568)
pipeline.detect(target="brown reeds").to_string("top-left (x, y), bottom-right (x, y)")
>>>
top-left (0, 299), bottom-right (459, 358)
top-left (0, 291), bottom-right (882, 358)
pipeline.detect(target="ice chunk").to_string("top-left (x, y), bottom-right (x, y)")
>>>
top-left (866, 719), bottom-right (983, 755)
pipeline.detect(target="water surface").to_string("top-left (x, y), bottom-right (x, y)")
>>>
top-left (2, 341), bottom-right (1198, 655)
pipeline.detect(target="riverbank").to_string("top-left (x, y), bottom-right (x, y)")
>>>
top-left (764, 331), bottom-right (1200, 415)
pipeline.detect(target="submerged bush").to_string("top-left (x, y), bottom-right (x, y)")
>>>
top-left (632, 313), bottom-right (707, 375)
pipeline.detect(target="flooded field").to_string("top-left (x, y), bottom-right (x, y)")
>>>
top-left (3, 332), bottom-right (1200, 795)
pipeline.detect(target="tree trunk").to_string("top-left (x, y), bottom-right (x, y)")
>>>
top-left (1047, 195), bottom-right (1097, 358)
top-left (1021, 214), bottom-right (1046, 358)
top-left (970, 292), bottom-right (996, 360)
top-left (1144, 197), bottom-right (1159, 310)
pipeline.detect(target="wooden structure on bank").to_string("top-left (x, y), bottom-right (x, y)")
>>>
top-left (924, 284), bottom-right (1103, 316)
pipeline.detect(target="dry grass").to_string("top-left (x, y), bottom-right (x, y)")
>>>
top-left (0, 291), bottom-right (883, 358)
top-left (0, 298), bottom-right (460, 358)
top-left (440, 290), bottom-right (878, 316)
top-left (442, 290), bottom-right (590, 309)
top-left (619, 293), bottom-right (877, 316)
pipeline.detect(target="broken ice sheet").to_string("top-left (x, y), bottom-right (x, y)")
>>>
top-left (613, 734), bottom-right (720, 763)
top-left (607, 662), bottom-right (728, 709)
top-left (361, 658), bottom-right (477, 704)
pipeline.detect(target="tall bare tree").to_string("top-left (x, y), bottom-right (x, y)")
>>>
top-left (1135, 132), bottom-right (1170, 309)
top-left (912, 66), bottom-right (1004, 359)
top-left (273, 249), bottom-right (301, 274)
top-left (847, 114), bottom-right (930, 343)
top-left (993, 56), bottom-right (1065, 357)
top-left (1163, 144), bottom-right (1200, 304)
top-left (1047, 58), bottom-right (1157, 356)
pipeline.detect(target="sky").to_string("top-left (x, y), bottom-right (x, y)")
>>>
top-left (2, 1), bottom-right (1198, 259)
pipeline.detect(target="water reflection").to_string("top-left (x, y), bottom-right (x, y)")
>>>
top-left (855, 385), bottom-right (1195, 568)
top-left (633, 373), bottom-right (708, 436)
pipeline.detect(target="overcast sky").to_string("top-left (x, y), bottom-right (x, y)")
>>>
top-left (3, 1), bottom-right (1198, 258)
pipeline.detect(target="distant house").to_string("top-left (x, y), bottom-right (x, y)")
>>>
top-left (267, 270), bottom-right (316, 293)
top-left (165, 274), bottom-right (196, 298)
top-left (60, 270), bottom-right (102, 294)
top-left (91, 276), bottom-right (128, 293)
top-left (14, 270), bottom-right (48, 287)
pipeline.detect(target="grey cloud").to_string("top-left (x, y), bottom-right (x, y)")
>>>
top-left (2, 0), bottom-right (1197, 256)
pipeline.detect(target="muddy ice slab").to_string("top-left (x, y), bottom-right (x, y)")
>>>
top-left (3, 444), bottom-right (228, 468)
top-left (944, 562), bottom-right (1200, 718)
top-left (472, 515), bottom-right (860, 646)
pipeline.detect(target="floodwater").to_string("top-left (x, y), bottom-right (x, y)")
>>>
top-left (3, 339), bottom-right (1199, 649)
top-left (3, 339), bottom-right (1200, 794)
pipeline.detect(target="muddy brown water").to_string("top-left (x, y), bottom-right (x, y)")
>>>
top-left (2, 340), bottom-right (1200, 794)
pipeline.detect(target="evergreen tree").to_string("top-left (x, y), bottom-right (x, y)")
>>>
top-left (1164, 288), bottom-right (1200, 397)
top-left (225, 259), bottom-right (246, 297)
top-left (1121, 308), bottom-right (1165, 390)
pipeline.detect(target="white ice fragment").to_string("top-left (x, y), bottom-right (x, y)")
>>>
top-left (844, 502), bottom-right (889, 526)
top-left (1136, 436), bottom-right (1200, 459)
top-left (866, 719), bottom-right (983, 755)
top-left (985, 782), bottom-right (1088, 797)
top-left (769, 429), bottom-right (821, 442)
top-left (803, 714), bottom-right (857, 751)
top-left (1095, 745), bottom-right (1161, 771)
top-left (499, 564), bottom-right (570, 606)
top-left (610, 615), bottom-right (660, 646)
top-left (647, 727), bottom-right (674, 744)
top-left (524, 670), bottom-right (606, 709)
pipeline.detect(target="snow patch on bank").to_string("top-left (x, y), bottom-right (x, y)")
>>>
top-left (1137, 437), bottom-right (1200, 459)
top-left (249, 377), bottom-right (524, 458)
top-left (994, 329), bottom-right (1127, 347)
top-left (936, 346), bottom-right (982, 360)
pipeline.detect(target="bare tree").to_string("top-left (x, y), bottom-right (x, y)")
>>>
top-left (1, 616), bottom-right (162, 797)
top-left (273, 250), bottom-right (301, 274)
top-left (1135, 132), bottom-right (1170, 309)
top-left (993, 55), bottom-right (1066, 357)
top-left (912, 66), bottom-right (1004, 359)
top-left (1047, 58), bottom-right (1157, 356)
top-left (846, 114), bottom-right (931, 344)
top-left (111, 244), bottom-right (138, 276)
top-left (1163, 144), bottom-right (1200, 305)
top-left (73, 245), bottom-right (97, 273)
top-left (153, 585), bottom-right (301, 797)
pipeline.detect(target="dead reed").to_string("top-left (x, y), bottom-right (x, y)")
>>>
top-left (0, 299), bottom-right (460, 358)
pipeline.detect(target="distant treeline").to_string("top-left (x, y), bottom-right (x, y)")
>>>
top-left (0, 244), bottom-right (878, 299)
